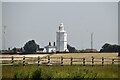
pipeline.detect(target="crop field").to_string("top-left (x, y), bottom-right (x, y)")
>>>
top-left (50, 53), bottom-right (118, 58)
top-left (40, 53), bottom-right (119, 65)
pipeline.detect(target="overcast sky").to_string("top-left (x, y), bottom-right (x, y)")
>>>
top-left (1, 2), bottom-right (118, 50)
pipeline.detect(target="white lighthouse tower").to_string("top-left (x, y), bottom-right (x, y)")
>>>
top-left (56, 23), bottom-right (68, 52)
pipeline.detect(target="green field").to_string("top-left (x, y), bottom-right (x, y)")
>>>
top-left (2, 65), bottom-right (119, 79)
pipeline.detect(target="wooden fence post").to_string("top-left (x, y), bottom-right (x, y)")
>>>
top-left (23, 56), bottom-right (25, 66)
top-left (112, 59), bottom-right (114, 64)
top-left (83, 57), bottom-right (85, 66)
top-left (11, 56), bottom-right (14, 66)
top-left (61, 56), bottom-right (63, 66)
top-left (71, 57), bottom-right (73, 66)
top-left (102, 57), bottom-right (104, 66)
top-left (38, 56), bottom-right (40, 66)
top-left (48, 56), bottom-right (50, 65)
top-left (92, 56), bottom-right (94, 66)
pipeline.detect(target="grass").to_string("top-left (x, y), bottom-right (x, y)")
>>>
top-left (2, 64), bottom-right (119, 79)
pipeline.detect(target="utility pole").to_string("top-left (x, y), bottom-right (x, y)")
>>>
top-left (91, 32), bottom-right (93, 52)
top-left (3, 26), bottom-right (6, 50)
top-left (59, 26), bottom-right (60, 51)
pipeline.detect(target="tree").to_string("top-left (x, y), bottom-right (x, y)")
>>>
top-left (100, 43), bottom-right (120, 55)
top-left (12, 47), bottom-right (17, 53)
top-left (67, 44), bottom-right (77, 53)
top-left (102, 43), bottom-right (110, 49)
top-left (23, 40), bottom-right (39, 53)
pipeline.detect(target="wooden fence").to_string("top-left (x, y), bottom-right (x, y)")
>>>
top-left (1, 56), bottom-right (119, 66)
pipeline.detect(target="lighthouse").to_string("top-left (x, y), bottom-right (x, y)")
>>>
top-left (56, 23), bottom-right (68, 52)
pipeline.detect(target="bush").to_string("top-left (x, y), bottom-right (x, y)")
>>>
top-left (13, 68), bottom-right (97, 79)
top-left (31, 68), bottom-right (42, 79)
top-left (72, 69), bottom-right (97, 79)
top-left (13, 72), bottom-right (30, 80)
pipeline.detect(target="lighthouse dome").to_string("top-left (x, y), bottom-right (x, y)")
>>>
top-left (59, 23), bottom-right (64, 31)
top-left (60, 23), bottom-right (64, 26)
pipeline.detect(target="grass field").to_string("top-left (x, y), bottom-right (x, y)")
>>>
top-left (2, 65), bottom-right (119, 79)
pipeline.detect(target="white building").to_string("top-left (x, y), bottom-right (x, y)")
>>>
top-left (44, 42), bottom-right (56, 53)
top-left (56, 23), bottom-right (69, 52)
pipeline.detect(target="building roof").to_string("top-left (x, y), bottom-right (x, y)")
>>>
top-left (45, 45), bottom-right (56, 48)
top-left (82, 49), bottom-right (98, 52)
top-left (38, 48), bottom-right (44, 51)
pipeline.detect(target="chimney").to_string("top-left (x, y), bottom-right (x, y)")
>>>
top-left (49, 42), bottom-right (51, 46)
top-left (53, 42), bottom-right (55, 46)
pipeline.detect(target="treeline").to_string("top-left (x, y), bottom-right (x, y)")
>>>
top-left (100, 43), bottom-right (120, 53)
top-left (67, 43), bottom-right (120, 55)
top-left (9, 40), bottom-right (120, 56)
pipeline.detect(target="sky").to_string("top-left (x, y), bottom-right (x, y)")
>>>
top-left (1, 0), bottom-right (119, 2)
top-left (0, 2), bottom-right (2, 51)
top-left (1, 2), bottom-right (118, 50)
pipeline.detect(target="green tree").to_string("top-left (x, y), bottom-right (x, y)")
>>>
top-left (23, 40), bottom-right (39, 53)
top-left (102, 43), bottom-right (110, 49)
top-left (12, 47), bottom-right (17, 53)
top-left (67, 44), bottom-right (77, 53)
top-left (100, 43), bottom-right (120, 55)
